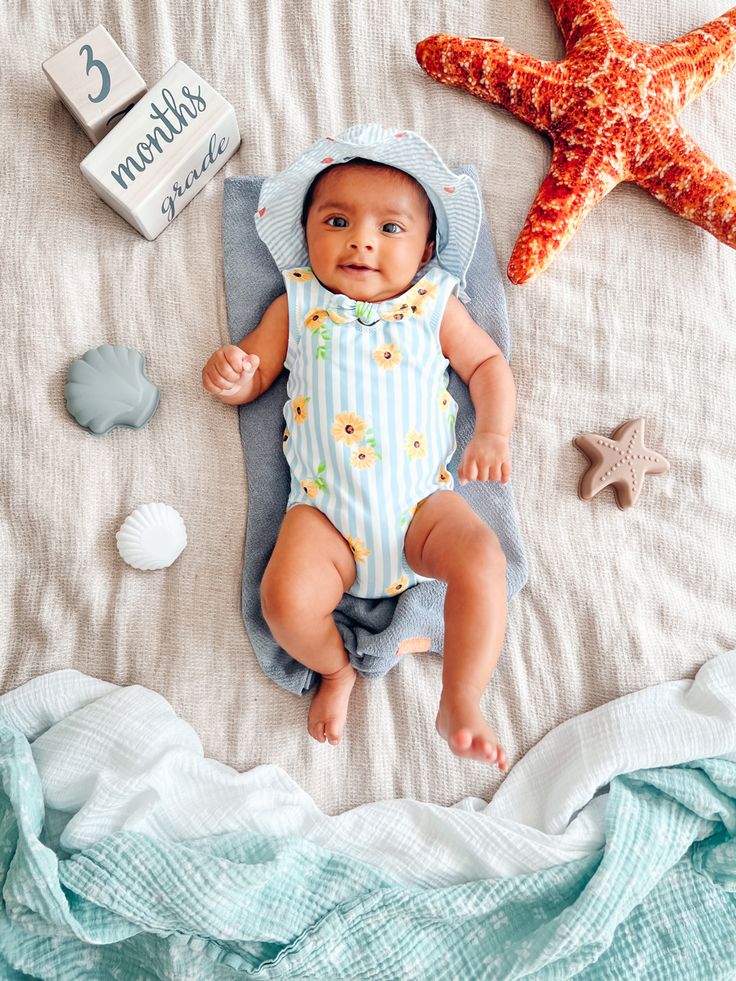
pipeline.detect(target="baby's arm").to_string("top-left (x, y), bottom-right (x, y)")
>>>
top-left (202, 294), bottom-right (289, 405)
top-left (439, 295), bottom-right (516, 484)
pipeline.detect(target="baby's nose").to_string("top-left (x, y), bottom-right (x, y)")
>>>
top-left (349, 225), bottom-right (375, 250)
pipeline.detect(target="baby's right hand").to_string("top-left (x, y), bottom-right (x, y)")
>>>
top-left (202, 345), bottom-right (260, 398)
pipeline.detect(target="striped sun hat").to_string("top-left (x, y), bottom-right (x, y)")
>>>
top-left (255, 123), bottom-right (481, 293)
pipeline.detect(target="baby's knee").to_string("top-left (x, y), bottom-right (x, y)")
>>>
top-left (260, 569), bottom-right (293, 631)
top-left (476, 528), bottom-right (506, 574)
top-left (260, 564), bottom-right (328, 632)
top-left (452, 527), bottom-right (506, 583)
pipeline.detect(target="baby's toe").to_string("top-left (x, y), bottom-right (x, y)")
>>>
top-left (451, 728), bottom-right (473, 751)
top-left (307, 720), bottom-right (326, 743)
top-left (476, 737), bottom-right (497, 762)
top-left (324, 719), bottom-right (343, 745)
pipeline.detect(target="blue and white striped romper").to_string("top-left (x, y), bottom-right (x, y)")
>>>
top-left (281, 263), bottom-right (459, 599)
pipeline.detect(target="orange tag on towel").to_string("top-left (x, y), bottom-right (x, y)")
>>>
top-left (396, 637), bottom-right (432, 656)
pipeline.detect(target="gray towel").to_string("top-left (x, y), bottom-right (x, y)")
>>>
top-left (222, 168), bottom-right (528, 696)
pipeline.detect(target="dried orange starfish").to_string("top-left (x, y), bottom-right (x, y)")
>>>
top-left (416, 2), bottom-right (736, 284)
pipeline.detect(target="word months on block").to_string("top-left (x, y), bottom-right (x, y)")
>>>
top-left (80, 61), bottom-right (240, 240)
top-left (42, 25), bottom-right (146, 144)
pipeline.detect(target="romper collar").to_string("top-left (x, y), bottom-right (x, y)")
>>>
top-left (320, 270), bottom-right (443, 327)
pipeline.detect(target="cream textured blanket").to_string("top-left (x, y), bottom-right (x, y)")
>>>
top-left (2, 0), bottom-right (735, 813)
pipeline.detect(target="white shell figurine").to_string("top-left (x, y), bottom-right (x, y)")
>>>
top-left (116, 503), bottom-right (187, 571)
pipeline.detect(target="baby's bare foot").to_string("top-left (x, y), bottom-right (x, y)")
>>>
top-left (436, 690), bottom-right (508, 770)
top-left (307, 662), bottom-right (357, 745)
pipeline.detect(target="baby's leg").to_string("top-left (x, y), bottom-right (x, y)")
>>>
top-left (260, 504), bottom-right (357, 745)
top-left (404, 491), bottom-right (508, 769)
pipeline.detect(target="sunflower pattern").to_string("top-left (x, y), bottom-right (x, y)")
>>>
top-left (372, 343), bottom-right (402, 370)
top-left (287, 268), bottom-right (313, 282)
top-left (291, 396), bottom-right (309, 423)
top-left (346, 536), bottom-right (371, 564)
top-left (326, 308), bottom-right (352, 325)
top-left (281, 265), bottom-right (460, 599)
top-left (331, 414), bottom-right (382, 467)
top-left (383, 276), bottom-right (438, 322)
top-left (415, 281), bottom-right (439, 309)
top-left (329, 412), bottom-right (365, 446)
top-left (438, 387), bottom-right (457, 427)
top-left (405, 431), bottom-right (427, 460)
top-left (300, 462), bottom-right (328, 498)
top-left (351, 444), bottom-right (381, 469)
top-left (305, 309), bottom-right (328, 329)
top-left (305, 308), bottom-right (331, 360)
top-left (386, 576), bottom-right (409, 596)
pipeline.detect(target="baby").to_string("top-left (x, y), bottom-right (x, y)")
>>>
top-left (203, 126), bottom-right (515, 769)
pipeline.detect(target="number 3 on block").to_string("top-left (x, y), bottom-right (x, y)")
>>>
top-left (79, 43), bottom-right (111, 104)
top-left (42, 25), bottom-right (146, 145)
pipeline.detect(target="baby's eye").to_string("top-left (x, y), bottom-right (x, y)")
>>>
top-left (327, 216), bottom-right (348, 227)
top-left (382, 222), bottom-right (402, 234)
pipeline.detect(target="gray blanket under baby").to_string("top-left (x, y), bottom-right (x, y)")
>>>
top-left (222, 168), bottom-right (527, 696)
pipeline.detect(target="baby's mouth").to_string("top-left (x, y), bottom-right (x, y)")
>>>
top-left (340, 263), bottom-right (377, 273)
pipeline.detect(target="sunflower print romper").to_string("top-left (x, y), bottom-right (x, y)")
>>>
top-left (282, 264), bottom-right (459, 599)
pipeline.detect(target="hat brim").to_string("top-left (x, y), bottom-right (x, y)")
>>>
top-left (255, 123), bottom-right (481, 292)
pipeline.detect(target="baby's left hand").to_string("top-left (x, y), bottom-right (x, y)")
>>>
top-left (457, 432), bottom-right (512, 485)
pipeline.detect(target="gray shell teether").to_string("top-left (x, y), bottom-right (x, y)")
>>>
top-left (64, 344), bottom-right (160, 435)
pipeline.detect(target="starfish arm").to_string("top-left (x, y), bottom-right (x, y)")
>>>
top-left (508, 138), bottom-right (624, 284)
top-left (630, 121), bottom-right (736, 248)
top-left (548, 0), bottom-right (626, 53)
top-left (415, 34), bottom-right (562, 132)
top-left (573, 434), bottom-right (615, 500)
top-left (644, 453), bottom-right (670, 477)
top-left (653, 8), bottom-right (736, 111)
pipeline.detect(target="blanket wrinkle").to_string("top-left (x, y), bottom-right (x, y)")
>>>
top-left (1, 654), bottom-right (736, 977)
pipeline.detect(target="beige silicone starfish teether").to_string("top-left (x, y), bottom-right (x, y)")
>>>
top-left (573, 418), bottom-right (670, 510)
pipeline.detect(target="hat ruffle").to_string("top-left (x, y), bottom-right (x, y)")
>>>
top-left (255, 123), bottom-right (481, 293)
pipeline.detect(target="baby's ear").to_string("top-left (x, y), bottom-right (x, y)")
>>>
top-left (421, 240), bottom-right (435, 264)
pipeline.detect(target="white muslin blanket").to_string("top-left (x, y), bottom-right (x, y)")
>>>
top-left (1, 649), bottom-right (734, 885)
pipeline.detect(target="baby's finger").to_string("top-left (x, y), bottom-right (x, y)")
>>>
top-left (465, 459), bottom-right (479, 483)
top-left (501, 460), bottom-right (511, 484)
top-left (489, 461), bottom-right (501, 483)
top-left (205, 366), bottom-right (234, 395)
top-left (239, 353), bottom-right (260, 376)
top-left (202, 367), bottom-right (223, 394)
top-left (224, 346), bottom-right (247, 373)
top-left (215, 352), bottom-right (242, 383)
top-left (476, 462), bottom-right (491, 482)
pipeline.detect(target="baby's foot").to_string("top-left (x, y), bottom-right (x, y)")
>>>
top-left (307, 662), bottom-right (357, 745)
top-left (436, 690), bottom-right (508, 769)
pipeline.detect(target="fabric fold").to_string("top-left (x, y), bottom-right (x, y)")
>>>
top-left (0, 653), bottom-right (735, 977)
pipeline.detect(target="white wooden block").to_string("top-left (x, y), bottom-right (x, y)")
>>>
top-left (42, 25), bottom-right (146, 145)
top-left (79, 61), bottom-right (241, 240)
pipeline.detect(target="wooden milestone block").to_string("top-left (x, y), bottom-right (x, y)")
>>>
top-left (79, 61), bottom-right (241, 240)
top-left (42, 25), bottom-right (146, 145)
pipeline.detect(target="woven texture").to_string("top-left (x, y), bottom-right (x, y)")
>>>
top-left (1, 0), bottom-right (735, 813)
top-left (0, 657), bottom-right (735, 978)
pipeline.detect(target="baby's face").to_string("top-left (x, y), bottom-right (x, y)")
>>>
top-left (304, 165), bottom-right (434, 302)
